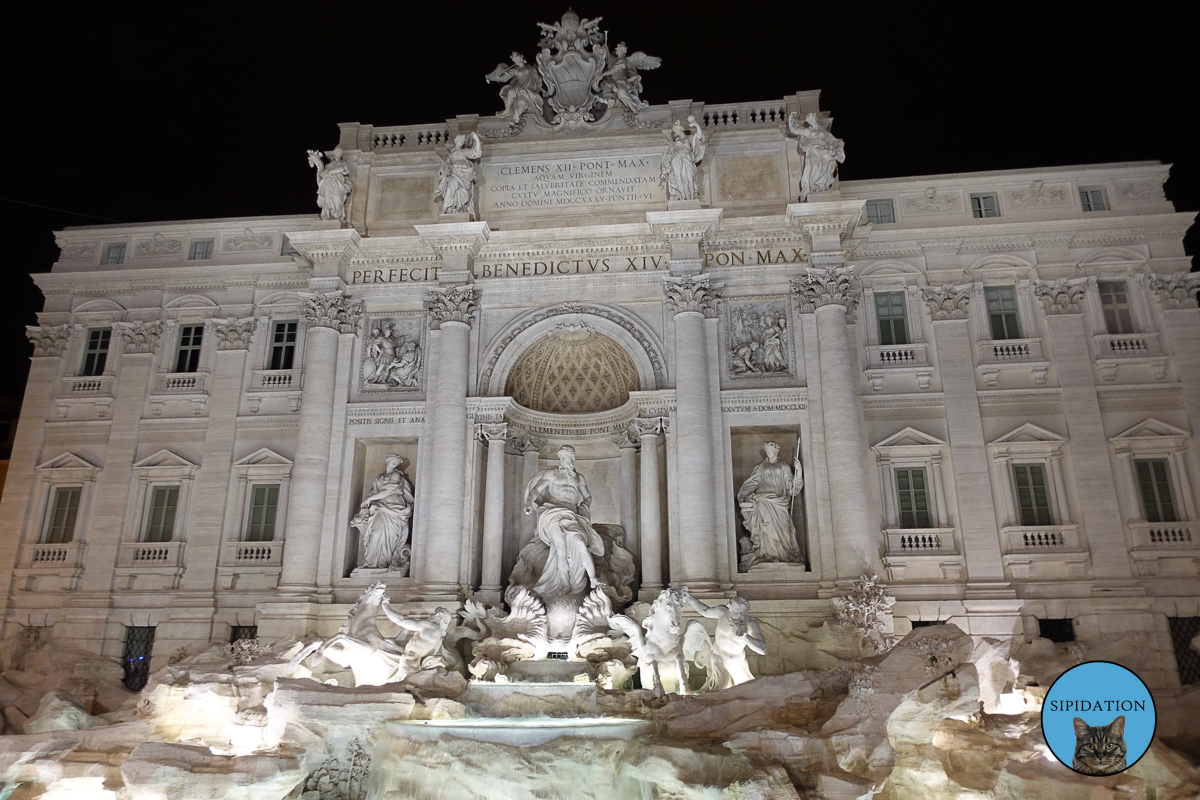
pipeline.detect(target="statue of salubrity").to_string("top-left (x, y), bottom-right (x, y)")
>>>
top-left (737, 441), bottom-right (806, 570)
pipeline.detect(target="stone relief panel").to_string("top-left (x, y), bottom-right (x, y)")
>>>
top-left (723, 299), bottom-right (794, 381)
top-left (358, 314), bottom-right (425, 393)
top-left (900, 187), bottom-right (962, 215)
top-left (1008, 180), bottom-right (1069, 207)
top-left (369, 174), bottom-right (438, 225)
top-left (713, 154), bottom-right (783, 202)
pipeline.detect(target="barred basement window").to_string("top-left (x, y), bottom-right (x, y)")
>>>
top-left (244, 484), bottom-right (280, 542)
top-left (81, 328), bottom-right (111, 377)
top-left (865, 198), bottom-right (895, 225)
top-left (984, 286), bottom-right (1022, 340)
top-left (1013, 464), bottom-right (1054, 526)
top-left (174, 324), bottom-right (204, 373)
top-left (269, 321), bottom-right (297, 370)
top-left (122, 625), bottom-right (155, 691)
top-left (970, 193), bottom-right (1000, 218)
top-left (1098, 280), bottom-right (1136, 335)
top-left (1135, 459), bottom-right (1177, 522)
top-left (1168, 617), bottom-right (1200, 685)
top-left (44, 487), bottom-right (81, 544)
top-left (230, 625), bottom-right (258, 643)
top-left (1038, 618), bottom-right (1075, 643)
top-left (142, 486), bottom-right (179, 543)
top-left (875, 291), bottom-right (910, 346)
top-left (895, 468), bottom-right (931, 528)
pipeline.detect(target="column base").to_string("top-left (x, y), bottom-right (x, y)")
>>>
top-left (638, 585), bottom-right (665, 602)
top-left (473, 587), bottom-right (503, 606)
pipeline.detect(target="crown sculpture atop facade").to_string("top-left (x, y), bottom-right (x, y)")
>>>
top-left (485, 9), bottom-right (661, 133)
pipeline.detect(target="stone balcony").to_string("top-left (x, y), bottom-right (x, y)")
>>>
top-left (881, 528), bottom-right (963, 581)
top-left (865, 343), bottom-right (933, 391)
top-left (55, 375), bottom-right (116, 418)
top-left (247, 369), bottom-right (303, 414)
top-left (975, 338), bottom-right (1049, 386)
top-left (115, 541), bottom-right (186, 591)
top-left (1093, 333), bottom-right (1168, 382)
top-left (1000, 525), bottom-right (1087, 580)
top-left (13, 542), bottom-right (86, 592)
top-left (218, 540), bottom-right (284, 591)
top-left (1127, 521), bottom-right (1199, 577)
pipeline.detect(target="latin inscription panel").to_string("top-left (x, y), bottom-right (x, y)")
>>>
top-left (480, 155), bottom-right (666, 215)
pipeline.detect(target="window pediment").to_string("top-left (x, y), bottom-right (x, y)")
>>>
top-left (133, 449), bottom-right (198, 480)
top-left (234, 448), bottom-right (294, 479)
top-left (37, 452), bottom-right (101, 482)
top-left (989, 423), bottom-right (1066, 457)
top-left (1110, 418), bottom-right (1188, 454)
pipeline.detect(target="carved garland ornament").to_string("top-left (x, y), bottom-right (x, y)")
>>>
top-left (478, 301), bottom-right (666, 393)
top-left (1033, 278), bottom-right (1086, 315)
top-left (423, 285), bottom-right (479, 329)
top-left (116, 321), bottom-right (164, 354)
top-left (1148, 272), bottom-right (1200, 310)
top-left (303, 292), bottom-right (363, 334)
top-left (921, 285), bottom-right (972, 321)
top-left (212, 318), bottom-right (257, 350)
top-left (26, 325), bottom-right (71, 358)
top-left (662, 275), bottom-right (723, 318)
top-left (136, 233), bottom-right (183, 257)
top-left (790, 268), bottom-right (860, 313)
top-left (225, 228), bottom-right (274, 252)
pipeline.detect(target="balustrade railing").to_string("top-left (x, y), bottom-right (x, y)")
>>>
top-left (700, 102), bottom-right (789, 128)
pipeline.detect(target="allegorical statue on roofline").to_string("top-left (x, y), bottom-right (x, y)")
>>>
top-left (484, 9), bottom-right (660, 133)
top-left (660, 116), bottom-right (707, 202)
top-left (788, 112), bottom-right (846, 201)
top-left (307, 146), bottom-right (352, 226)
top-left (434, 132), bottom-right (482, 219)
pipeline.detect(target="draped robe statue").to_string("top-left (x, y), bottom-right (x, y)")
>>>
top-left (523, 445), bottom-right (606, 597)
top-left (737, 442), bottom-right (804, 567)
top-left (351, 453), bottom-right (414, 572)
top-left (660, 116), bottom-right (706, 201)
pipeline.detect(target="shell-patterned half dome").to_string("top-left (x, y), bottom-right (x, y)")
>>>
top-left (505, 325), bottom-right (640, 413)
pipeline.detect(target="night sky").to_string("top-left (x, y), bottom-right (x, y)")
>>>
top-left (1, 3), bottom-right (1195, 405)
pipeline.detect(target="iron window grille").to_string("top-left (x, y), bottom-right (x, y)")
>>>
top-left (122, 626), bottom-right (156, 691)
top-left (1168, 617), bottom-right (1200, 685)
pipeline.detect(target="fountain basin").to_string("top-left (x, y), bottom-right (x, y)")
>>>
top-left (386, 716), bottom-right (655, 747)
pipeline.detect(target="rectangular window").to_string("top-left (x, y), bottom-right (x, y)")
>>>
top-left (874, 291), bottom-right (910, 345)
top-left (1098, 280), bottom-right (1135, 334)
top-left (122, 626), bottom-right (155, 691)
top-left (244, 484), bottom-right (280, 542)
top-left (269, 321), bottom-right (297, 370)
top-left (865, 199), bottom-right (895, 225)
top-left (1168, 617), bottom-right (1200, 685)
top-left (174, 325), bottom-right (204, 373)
top-left (1013, 464), bottom-right (1054, 526)
top-left (1079, 187), bottom-right (1108, 212)
top-left (44, 487), bottom-right (82, 544)
top-left (102, 243), bottom-right (126, 265)
top-left (81, 328), bottom-right (111, 377)
top-left (230, 625), bottom-right (259, 643)
top-left (895, 467), bottom-right (931, 528)
top-left (984, 285), bottom-right (1022, 340)
top-left (280, 234), bottom-right (296, 256)
top-left (970, 193), bottom-right (1000, 218)
top-left (143, 486), bottom-right (180, 543)
top-left (188, 239), bottom-right (214, 260)
top-left (1135, 459), bottom-right (1177, 523)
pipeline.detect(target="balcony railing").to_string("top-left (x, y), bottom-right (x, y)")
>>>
top-left (866, 342), bottom-right (930, 369)
top-left (152, 372), bottom-right (209, 395)
top-left (118, 541), bottom-right (184, 568)
top-left (250, 369), bottom-right (302, 391)
top-left (700, 101), bottom-right (788, 129)
top-left (885, 528), bottom-right (957, 555)
top-left (1094, 332), bottom-right (1162, 358)
top-left (24, 542), bottom-right (84, 570)
top-left (370, 125), bottom-right (452, 150)
top-left (978, 338), bottom-right (1044, 364)
top-left (1002, 525), bottom-right (1081, 552)
top-left (1129, 521), bottom-right (1195, 550)
top-left (223, 540), bottom-right (283, 567)
top-left (59, 374), bottom-right (115, 397)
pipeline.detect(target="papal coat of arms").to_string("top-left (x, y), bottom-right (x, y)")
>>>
top-left (485, 10), bottom-right (660, 131)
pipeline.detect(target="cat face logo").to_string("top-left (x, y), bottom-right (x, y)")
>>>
top-left (1042, 661), bottom-right (1155, 776)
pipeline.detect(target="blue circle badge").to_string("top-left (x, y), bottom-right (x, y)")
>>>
top-left (1042, 661), bottom-right (1156, 776)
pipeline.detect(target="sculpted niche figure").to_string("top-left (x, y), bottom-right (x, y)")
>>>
top-left (307, 146), bottom-right (352, 225)
top-left (523, 445), bottom-right (606, 597)
top-left (660, 116), bottom-right (707, 202)
top-left (737, 442), bottom-right (805, 568)
top-left (485, 53), bottom-right (544, 126)
top-left (350, 453), bottom-right (414, 573)
top-left (788, 112), bottom-right (845, 201)
top-left (434, 133), bottom-right (482, 218)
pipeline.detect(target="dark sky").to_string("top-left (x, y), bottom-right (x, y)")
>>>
top-left (1, 3), bottom-right (1195, 403)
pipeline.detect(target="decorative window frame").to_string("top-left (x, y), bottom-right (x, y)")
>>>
top-left (964, 264), bottom-right (1049, 385)
top-left (218, 448), bottom-right (293, 588)
top-left (873, 427), bottom-right (961, 582)
top-left (858, 270), bottom-right (933, 391)
top-left (113, 450), bottom-right (197, 589)
top-left (1076, 270), bottom-right (1166, 381)
top-left (15, 453), bottom-right (102, 591)
top-left (1109, 419), bottom-right (1199, 576)
top-left (988, 423), bottom-right (1087, 580)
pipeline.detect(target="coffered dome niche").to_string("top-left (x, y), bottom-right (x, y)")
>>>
top-left (505, 324), bottom-right (640, 414)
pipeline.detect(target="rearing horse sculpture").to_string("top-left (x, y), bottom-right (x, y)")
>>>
top-left (608, 587), bottom-right (709, 696)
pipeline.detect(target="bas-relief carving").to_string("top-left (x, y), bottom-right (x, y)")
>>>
top-left (116, 321), bottom-right (163, 354)
top-left (714, 155), bottom-right (780, 201)
top-left (58, 242), bottom-right (95, 260)
top-left (484, 10), bottom-right (661, 133)
top-left (308, 146), bottom-right (352, 226)
top-left (737, 441), bottom-right (805, 570)
top-left (1033, 278), bottom-right (1086, 314)
top-left (1149, 272), bottom-right (1200, 309)
top-left (26, 325), bottom-right (71, 358)
top-left (788, 112), bottom-right (845, 201)
top-left (360, 317), bottom-right (423, 392)
top-left (1009, 180), bottom-right (1067, 207)
top-left (135, 233), bottom-right (182, 257)
top-left (212, 318), bottom-right (256, 350)
top-left (370, 175), bottom-right (436, 223)
top-left (349, 453), bottom-right (414, 575)
top-left (660, 117), bottom-right (706, 202)
top-left (434, 133), bottom-right (482, 219)
top-left (1118, 182), bottom-right (1163, 201)
top-left (902, 187), bottom-right (960, 214)
top-left (725, 300), bottom-right (793, 378)
top-left (224, 228), bottom-right (274, 251)
top-left (922, 285), bottom-right (972, 320)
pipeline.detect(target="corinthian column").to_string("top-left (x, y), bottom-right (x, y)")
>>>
top-left (1150, 272), bottom-right (1200, 443)
top-left (663, 276), bottom-right (723, 591)
top-left (476, 422), bottom-right (508, 603)
top-left (793, 267), bottom-right (877, 579)
top-left (278, 293), bottom-right (361, 596)
top-left (633, 417), bottom-right (666, 598)
top-left (611, 426), bottom-right (641, 559)
top-left (418, 285), bottom-right (479, 597)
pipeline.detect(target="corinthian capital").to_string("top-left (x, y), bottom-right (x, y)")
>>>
top-left (116, 321), bottom-right (163, 354)
top-left (303, 292), bottom-right (363, 334)
top-left (631, 417), bottom-right (667, 438)
top-left (25, 324), bottom-right (71, 358)
top-left (790, 267), bottom-right (860, 313)
top-left (921, 285), bottom-right (972, 321)
top-left (212, 318), bottom-right (257, 350)
top-left (424, 285), bottom-right (479, 329)
top-left (1033, 278), bottom-right (1087, 315)
top-left (1149, 272), bottom-right (1200, 310)
top-left (476, 422), bottom-right (509, 443)
top-left (663, 275), bottom-right (723, 318)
